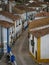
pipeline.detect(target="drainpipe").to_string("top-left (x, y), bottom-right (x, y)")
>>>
top-left (1, 26), bottom-right (3, 53)
top-left (26, 11), bottom-right (28, 21)
top-left (7, 28), bottom-right (9, 45)
top-left (14, 21), bottom-right (16, 38)
top-left (26, 11), bottom-right (28, 28)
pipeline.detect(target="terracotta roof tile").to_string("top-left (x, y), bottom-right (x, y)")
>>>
top-left (15, 5), bottom-right (35, 12)
top-left (26, 2), bottom-right (41, 7)
top-left (35, 11), bottom-right (49, 17)
top-left (30, 27), bottom-right (49, 38)
top-left (0, 11), bottom-right (20, 21)
top-left (29, 17), bottom-right (49, 29)
top-left (0, 20), bottom-right (14, 28)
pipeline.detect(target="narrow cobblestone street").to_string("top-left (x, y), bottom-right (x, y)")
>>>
top-left (12, 29), bottom-right (38, 65)
top-left (12, 29), bottom-right (49, 65)
top-left (0, 30), bottom-right (49, 65)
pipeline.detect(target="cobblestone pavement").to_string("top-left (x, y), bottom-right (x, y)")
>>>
top-left (12, 29), bottom-right (49, 65)
top-left (0, 29), bottom-right (49, 65)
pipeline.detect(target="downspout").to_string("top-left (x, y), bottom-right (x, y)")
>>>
top-left (0, 26), bottom-right (3, 59)
top-left (26, 11), bottom-right (28, 21)
top-left (7, 28), bottom-right (9, 45)
top-left (1, 26), bottom-right (3, 48)
top-left (26, 11), bottom-right (28, 28)
top-left (14, 21), bottom-right (16, 38)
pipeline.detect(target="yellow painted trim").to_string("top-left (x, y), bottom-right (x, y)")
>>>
top-left (37, 38), bottom-right (49, 63)
top-left (29, 51), bottom-right (49, 63)
top-left (29, 52), bottom-right (39, 63)
top-left (39, 59), bottom-right (49, 63)
top-left (37, 38), bottom-right (40, 62)
top-left (29, 37), bottom-right (49, 63)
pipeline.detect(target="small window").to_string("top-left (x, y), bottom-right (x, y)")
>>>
top-left (16, 22), bottom-right (19, 27)
top-left (31, 40), bottom-right (34, 46)
top-left (19, 21), bottom-right (21, 25)
top-left (32, 46), bottom-right (34, 53)
top-left (12, 31), bottom-right (14, 34)
top-left (31, 40), bottom-right (34, 53)
top-left (16, 25), bottom-right (18, 27)
top-left (12, 28), bottom-right (14, 34)
top-left (31, 36), bottom-right (35, 53)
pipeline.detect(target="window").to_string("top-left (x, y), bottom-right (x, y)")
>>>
top-left (16, 21), bottom-right (19, 27)
top-left (32, 45), bottom-right (34, 53)
top-left (12, 27), bottom-right (14, 34)
top-left (31, 36), bottom-right (35, 53)
top-left (19, 21), bottom-right (21, 25)
top-left (31, 40), bottom-right (34, 46)
top-left (31, 40), bottom-right (34, 53)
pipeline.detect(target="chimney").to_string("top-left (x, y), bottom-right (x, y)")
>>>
top-left (9, 0), bottom-right (16, 13)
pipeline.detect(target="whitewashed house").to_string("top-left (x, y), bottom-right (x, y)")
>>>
top-left (0, 11), bottom-right (22, 43)
top-left (13, 5), bottom-right (37, 29)
top-left (0, 20), bottom-right (14, 54)
top-left (29, 18), bottom-right (49, 63)
top-left (26, 2), bottom-right (42, 12)
top-left (13, 5), bottom-right (28, 30)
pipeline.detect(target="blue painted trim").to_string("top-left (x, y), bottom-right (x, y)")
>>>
top-left (24, 25), bottom-right (28, 30)
top-left (7, 28), bottom-right (9, 45)
top-left (26, 12), bottom-right (27, 21)
top-left (1, 26), bottom-right (3, 53)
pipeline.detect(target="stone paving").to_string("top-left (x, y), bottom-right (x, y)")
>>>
top-left (12, 29), bottom-right (49, 65)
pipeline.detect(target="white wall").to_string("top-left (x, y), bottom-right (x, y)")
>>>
top-left (21, 13), bottom-right (26, 20)
top-left (16, 20), bottom-right (22, 36)
top-left (9, 26), bottom-right (14, 45)
top-left (3, 28), bottom-right (7, 43)
top-left (29, 34), bottom-right (35, 57)
top-left (29, 34), bottom-right (33, 54)
top-left (2, 26), bottom-right (14, 53)
top-left (0, 15), bottom-right (15, 42)
top-left (35, 17), bottom-right (47, 20)
top-left (29, 34), bottom-right (38, 58)
top-left (27, 11), bottom-right (37, 21)
top-left (27, 11), bottom-right (36, 16)
top-left (15, 13), bottom-right (28, 29)
top-left (24, 20), bottom-right (28, 28)
top-left (3, 27), bottom-right (7, 53)
top-left (0, 15), bottom-right (13, 23)
top-left (41, 34), bottom-right (49, 59)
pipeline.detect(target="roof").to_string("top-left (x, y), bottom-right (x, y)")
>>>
top-left (0, 20), bottom-right (14, 28)
top-left (36, 1), bottom-right (49, 5)
top-left (15, 5), bottom-right (35, 12)
top-left (30, 27), bottom-right (49, 38)
top-left (29, 17), bottom-right (49, 29)
top-left (26, 2), bottom-right (41, 7)
top-left (13, 7), bottom-right (25, 14)
top-left (0, 11), bottom-right (20, 21)
top-left (35, 11), bottom-right (49, 17)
